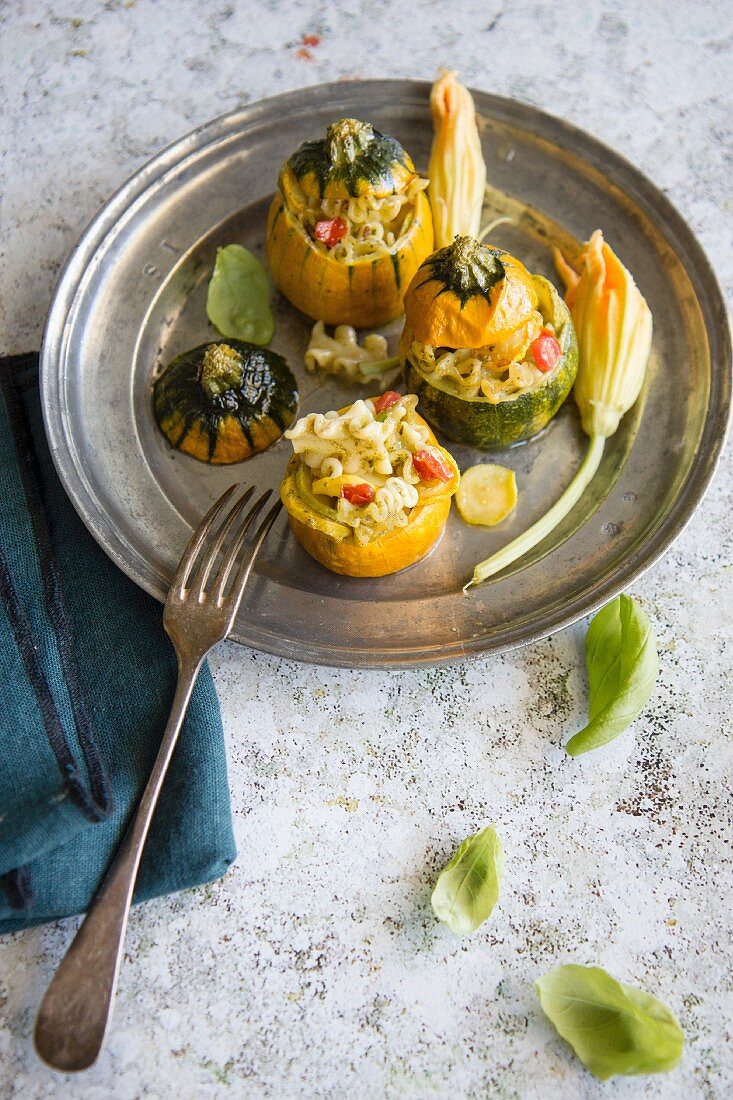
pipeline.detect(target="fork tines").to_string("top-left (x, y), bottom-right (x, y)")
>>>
top-left (175, 485), bottom-right (282, 606)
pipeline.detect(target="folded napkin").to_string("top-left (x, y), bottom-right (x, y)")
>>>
top-left (0, 354), bottom-right (236, 933)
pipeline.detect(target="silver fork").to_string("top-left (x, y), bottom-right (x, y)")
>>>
top-left (34, 485), bottom-right (282, 1073)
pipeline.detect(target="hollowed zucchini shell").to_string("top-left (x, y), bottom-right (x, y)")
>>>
top-left (154, 340), bottom-right (298, 464)
top-left (400, 275), bottom-right (578, 450)
top-left (266, 118), bottom-right (434, 328)
top-left (267, 192), bottom-right (433, 328)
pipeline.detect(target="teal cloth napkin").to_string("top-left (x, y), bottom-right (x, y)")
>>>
top-left (0, 354), bottom-right (236, 933)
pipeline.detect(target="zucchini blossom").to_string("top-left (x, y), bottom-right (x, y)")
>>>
top-left (556, 230), bottom-right (652, 438)
top-left (428, 70), bottom-right (487, 247)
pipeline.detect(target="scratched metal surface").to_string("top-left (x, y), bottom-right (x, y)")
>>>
top-left (40, 81), bottom-right (731, 667)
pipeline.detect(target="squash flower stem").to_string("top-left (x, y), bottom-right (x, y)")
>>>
top-left (464, 433), bottom-right (606, 591)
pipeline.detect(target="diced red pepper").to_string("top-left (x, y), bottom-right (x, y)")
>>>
top-left (412, 449), bottom-right (453, 483)
top-left (340, 482), bottom-right (375, 506)
top-left (314, 217), bottom-right (348, 248)
top-left (530, 329), bottom-right (562, 372)
top-left (373, 391), bottom-right (402, 415)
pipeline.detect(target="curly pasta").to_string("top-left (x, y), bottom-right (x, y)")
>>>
top-left (290, 176), bottom-right (429, 261)
top-left (338, 477), bottom-right (419, 545)
top-left (284, 395), bottom-right (440, 543)
top-left (409, 311), bottom-right (558, 402)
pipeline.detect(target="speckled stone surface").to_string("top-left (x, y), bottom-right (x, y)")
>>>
top-left (1, 1), bottom-right (732, 1096)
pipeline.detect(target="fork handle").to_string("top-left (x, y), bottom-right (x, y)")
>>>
top-left (34, 654), bottom-right (203, 1072)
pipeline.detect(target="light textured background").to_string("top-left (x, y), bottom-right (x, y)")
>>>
top-left (1, 1), bottom-right (732, 1097)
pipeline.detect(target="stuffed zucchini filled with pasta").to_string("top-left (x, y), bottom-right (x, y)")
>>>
top-left (266, 118), bottom-right (434, 328)
top-left (280, 392), bottom-right (459, 577)
top-left (400, 236), bottom-right (578, 449)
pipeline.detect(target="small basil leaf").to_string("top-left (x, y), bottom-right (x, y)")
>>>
top-left (431, 824), bottom-right (504, 934)
top-left (206, 244), bottom-right (274, 345)
top-left (535, 964), bottom-right (684, 1081)
top-left (566, 594), bottom-right (658, 756)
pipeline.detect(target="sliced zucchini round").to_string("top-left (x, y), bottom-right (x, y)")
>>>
top-left (455, 463), bottom-right (518, 526)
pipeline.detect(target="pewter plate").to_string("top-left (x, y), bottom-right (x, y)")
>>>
top-left (41, 81), bottom-right (731, 668)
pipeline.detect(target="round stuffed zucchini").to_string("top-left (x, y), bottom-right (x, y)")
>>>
top-left (399, 237), bottom-right (578, 449)
top-left (154, 340), bottom-right (298, 464)
top-left (279, 392), bottom-right (459, 577)
top-left (266, 118), bottom-right (434, 328)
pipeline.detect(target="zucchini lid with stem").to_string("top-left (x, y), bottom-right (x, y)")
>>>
top-left (281, 117), bottom-right (418, 206)
top-left (154, 340), bottom-right (298, 464)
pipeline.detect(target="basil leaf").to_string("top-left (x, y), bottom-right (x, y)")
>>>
top-left (206, 244), bottom-right (274, 345)
top-left (535, 964), bottom-right (684, 1080)
top-left (431, 825), bottom-right (504, 934)
top-left (566, 594), bottom-right (658, 756)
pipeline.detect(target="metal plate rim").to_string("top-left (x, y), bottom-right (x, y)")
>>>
top-left (40, 80), bottom-right (732, 668)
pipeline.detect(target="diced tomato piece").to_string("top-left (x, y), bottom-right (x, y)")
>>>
top-left (412, 449), bottom-right (452, 483)
top-left (530, 328), bottom-right (562, 372)
top-left (373, 390), bottom-right (402, 415)
top-left (314, 217), bottom-right (348, 248)
top-left (340, 482), bottom-right (375, 506)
